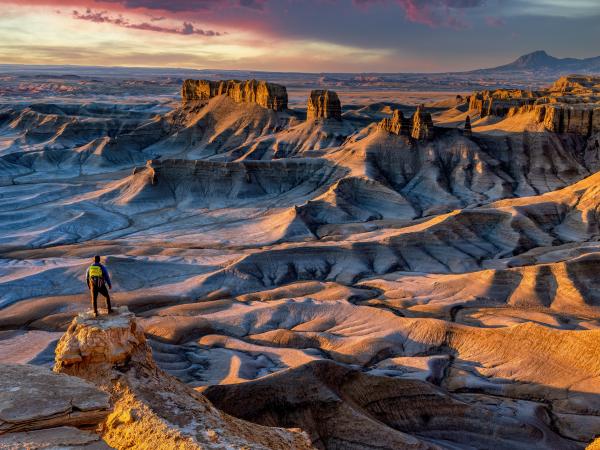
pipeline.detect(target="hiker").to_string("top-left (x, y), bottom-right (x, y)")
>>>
top-left (86, 255), bottom-right (113, 317)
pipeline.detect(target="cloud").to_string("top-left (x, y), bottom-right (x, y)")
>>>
top-left (353, 0), bottom-right (484, 27)
top-left (72, 8), bottom-right (224, 35)
top-left (484, 16), bottom-right (505, 27)
top-left (101, 0), bottom-right (267, 12)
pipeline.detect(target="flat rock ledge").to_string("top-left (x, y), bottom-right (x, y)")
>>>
top-left (0, 426), bottom-right (112, 450)
top-left (0, 363), bottom-right (110, 435)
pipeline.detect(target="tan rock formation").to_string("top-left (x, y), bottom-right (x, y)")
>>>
top-left (541, 103), bottom-right (600, 134)
top-left (181, 79), bottom-right (288, 111)
top-left (306, 89), bottom-right (342, 120)
top-left (378, 106), bottom-right (434, 140)
top-left (468, 75), bottom-right (600, 136)
top-left (588, 438), bottom-right (600, 450)
top-left (411, 105), bottom-right (434, 140)
top-left (550, 75), bottom-right (600, 94)
top-left (54, 307), bottom-right (314, 450)
top-left (378, 109), bottom-right (410, 135)
top-left (468, 89), bottom-right (538, 118)
top-left (54, 307), bottom-right (150, 381)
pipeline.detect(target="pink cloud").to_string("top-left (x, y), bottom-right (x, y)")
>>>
top-left (72, 8), bottom-right (225, 35)
top-left (353, 0), bottom-right (483, 27)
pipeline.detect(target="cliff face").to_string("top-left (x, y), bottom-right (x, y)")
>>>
top-left (378, 106), bottom-right (434, 140)
top-left (306, 89), bottom-right (342, 120)
top-left (541, 103), bottom-right (600, 134)
top-left (182, 79), bottom-right (288, 111)
top-left (53, 307), bottom-right (313, 450)
top-left (468, 75), bottom-right (600, 136)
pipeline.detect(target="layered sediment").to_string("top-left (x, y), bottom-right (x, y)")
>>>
top-left (182, 79), bottom-right (288, 111)
top-left (468, 75), bottom-right (600, 135)
top-left (306, 89), bottom-right (342, 120)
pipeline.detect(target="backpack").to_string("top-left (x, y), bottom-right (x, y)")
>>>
top-left (89, 265), bottom-right (105, 287)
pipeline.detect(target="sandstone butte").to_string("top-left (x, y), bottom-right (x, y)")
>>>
top-left (468, 75), bottom-right (600, 135)
top-left (181, 79), bottom-right (288, 111)
top-left (306, 89), bottom-right (342, 121)
top-left (378, 105), bottom-right (434, 140)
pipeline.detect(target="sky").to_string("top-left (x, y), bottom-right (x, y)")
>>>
top-left (0, 0), bottom-right (599, 72)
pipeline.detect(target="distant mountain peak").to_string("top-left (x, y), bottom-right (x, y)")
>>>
top-left (510, 50), bottom-right (558, 68)
top-left (485, 50), bottom-right (600, 73)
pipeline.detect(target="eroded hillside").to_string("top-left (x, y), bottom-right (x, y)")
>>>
top-left (1, 75), bottom-right (600, 449)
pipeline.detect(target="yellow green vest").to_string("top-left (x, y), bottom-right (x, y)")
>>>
top-left (89, 265), bottom-right (103, 278)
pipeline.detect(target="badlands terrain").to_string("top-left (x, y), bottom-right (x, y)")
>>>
top-left (1, 71), bottom-right (600, 449)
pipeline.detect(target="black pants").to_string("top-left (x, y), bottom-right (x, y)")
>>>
top-left (90, 281), bottom-right (112, 315)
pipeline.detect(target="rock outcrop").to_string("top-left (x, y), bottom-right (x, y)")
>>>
top-left (53, 307), bottom-right (313, 450)
top-left (468, 89), bottom-right (538, 118)
top-left (306, 89), bottom-right (342, 120)
top-left (411, 105), bottom-right (434, 140)
top-left (0, 427), bottom-right (111, 450)
top-left (182, 79), bottom-right (288, 111)
top-left (468, 75), bottom-right (600, 136)
top-left (378, 109), bottom-right (410, 136)
top-left (54, 307), bottom-right (150, 381)
top-left (0, 364), bottom-right (110, 435)
top-left (378, 106), bottom-right (434, 140)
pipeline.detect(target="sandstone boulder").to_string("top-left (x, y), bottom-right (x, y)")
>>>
top-left (306, 90), bottom-right (342, 120)
top-left (182, 79), bottom-right (288, 111)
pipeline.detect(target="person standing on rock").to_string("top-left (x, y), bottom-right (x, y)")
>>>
top-left (86, 255), bottom-right (113, 317)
